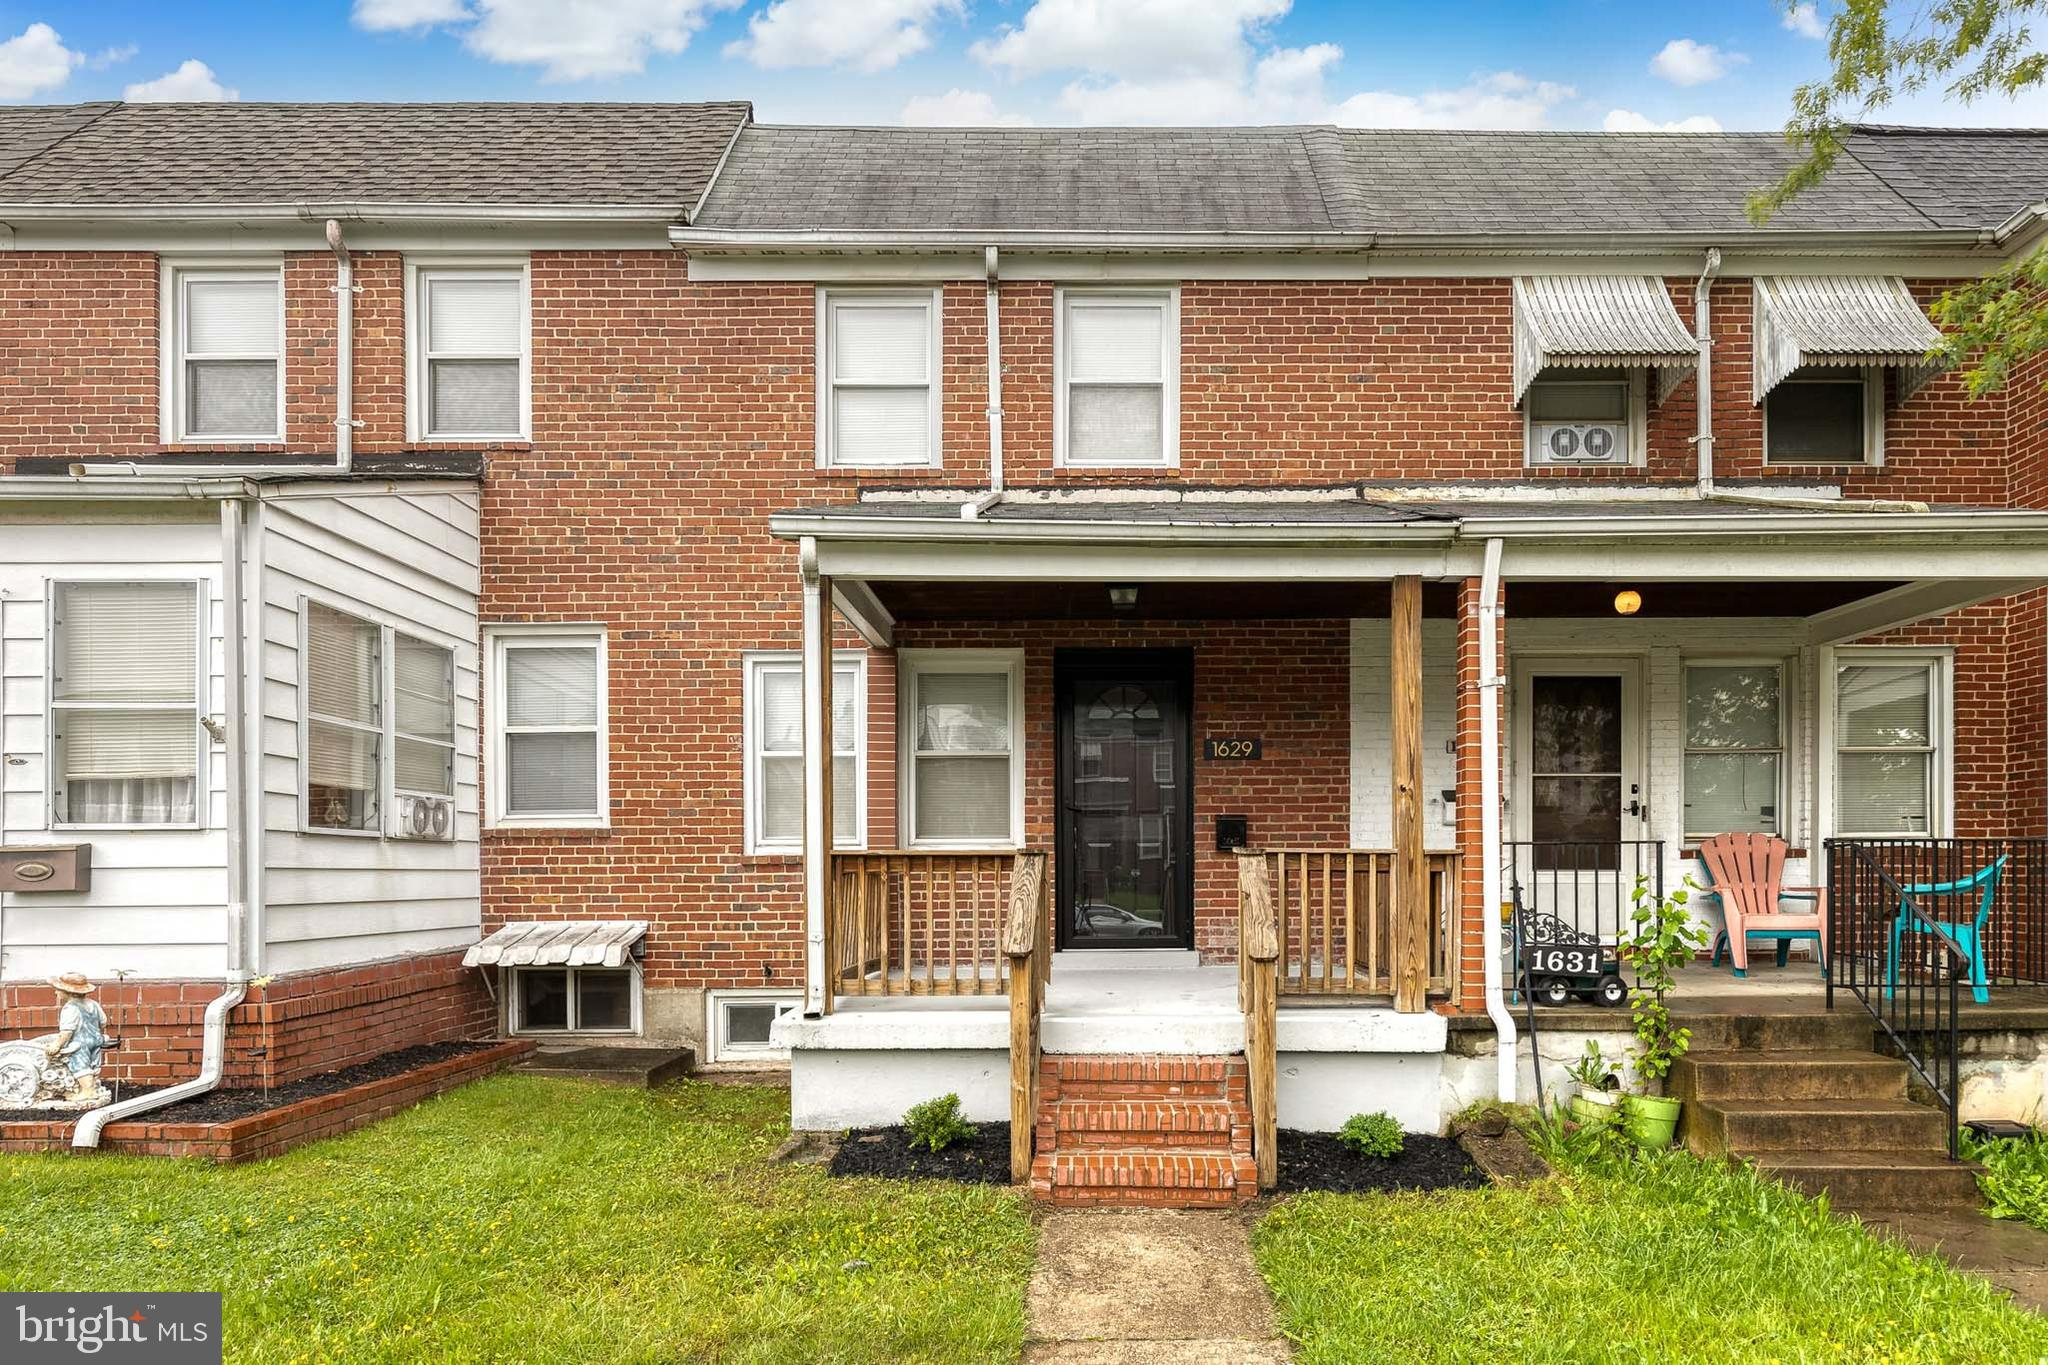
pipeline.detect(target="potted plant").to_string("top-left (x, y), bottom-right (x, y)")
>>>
top-left (1622, 875), bottom-right (1708, 1150)
top-left (1563, 1039), bottom-right (1622, 1126)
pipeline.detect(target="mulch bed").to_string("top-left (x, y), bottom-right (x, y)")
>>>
top-left (828, 1122), bottom-right (1014, 1184)
top-left (0, 1041), bottom-right (489, 1125)
top-left (1274, 1130), bottom-right (1489, 1195)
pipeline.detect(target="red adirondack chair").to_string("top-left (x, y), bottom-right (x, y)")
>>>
top-left (1696, 833), bottom-right (1828, 977)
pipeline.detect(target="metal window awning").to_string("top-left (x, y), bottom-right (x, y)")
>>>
top-left (1511, 275), bottom-right (1699, 407)
top-left (1753, 275), bottom-right (1945, 405)
top-left (463, 920), bottom-right (648, 969)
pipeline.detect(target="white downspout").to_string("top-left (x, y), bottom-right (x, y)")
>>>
top-left (963, 246), bottom-right (1004, 521)
top-left (1692, 248), bottom-right (1721, 495)
top-left (75, 499), bottom-right (253, 1147)
top-left (1478, 537), bottom-right (1517, 1103)
top-left (75, 217), bottom-right (358, 479)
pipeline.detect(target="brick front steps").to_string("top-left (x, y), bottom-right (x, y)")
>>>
top-left (0, 1039), bottom-right (531, 1163)
top-left (1673, 1019), bottom-right (1979, 1213)
top-left (1028, 1054), bottom-right (1260, 1208)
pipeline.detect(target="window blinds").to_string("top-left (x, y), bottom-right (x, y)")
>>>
top-left (828, 298), bottom-right (931, 466)
top-left (56, 582), bottom-right (196, 704)
top-left (306, 604), bottom-right (381, 793)
top-left (184, 275), bottom-right (279, 437)
top-left (1065, 297), bottom-right (1166, 465)
top-left (757, 664), bottom-right (856, 844)
top-left (425, 273), bottom-right (521, 435)
top-left (504, 642), bottom-right (600, 816)
top-left (395, 635), bottom-right (455, 796)
top-left (53, 582), bottom-right (200, 824)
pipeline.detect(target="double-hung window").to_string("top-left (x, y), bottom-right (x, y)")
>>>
top-left (49, 581), bottom-right (205, 827)
top-left (305, 603), bottom-right (383, 833)
top-left (1055, 287), bottom-right (1179, 468)
top-left (488, 630), bottom-right (607, 827)
top-left (394, 634), bottom-right (457, 798)
top-left (744, 653), bottom-right (863, 854)
top-left (1834, 656), bottom-right (1944, 836)
top-left (1682, 663), bottom-right (1785, 839)
top-left (902, 651), bottom-right (1022, 847)
top-left (817, 289), bottom-right (941, 468)
top-left (166, 266), bottom-right (283, 442)
top-left (411, 263), bottom-right (528, 440)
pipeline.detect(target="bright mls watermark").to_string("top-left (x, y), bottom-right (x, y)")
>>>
top-left (3, 1294), bottom-right (220, 1362)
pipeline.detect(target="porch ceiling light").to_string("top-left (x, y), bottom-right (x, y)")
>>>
top-left (1108, 585), bottom-right (1139, 611)
top-left (1614, 589), bottom-right (1643, 616)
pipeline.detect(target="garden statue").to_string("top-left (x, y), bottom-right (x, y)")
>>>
top-left (0, 971), bottom-right (113, 1111)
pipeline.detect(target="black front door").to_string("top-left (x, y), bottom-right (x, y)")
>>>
top-left (1055, 649), bottom-right (1194, 949)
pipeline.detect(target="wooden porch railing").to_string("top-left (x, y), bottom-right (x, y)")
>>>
top-left (1003, 851), bottom-right (1051, 1182)
top-left (1237, 852), bottom-right (1279, 1191)
top-left (1258, 849), bottom-right (1462, 999)
top-left (826, 851), bottom-right (1026, 998)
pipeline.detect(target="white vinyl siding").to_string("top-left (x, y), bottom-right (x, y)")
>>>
top-left (48, 580), bottom-right (205, 828)
top-left (487, 629), bottom-right (607, 827)
top-left (165, 265), bottom-right (283, 442)
top-left (1055, 288), bottom-right (1179, 468)
top-left (1834, 655), bottom-right (1944, 837)
top-left (1682, 662), bottom-right (1785, 839)
top-left (744, 652), bottom-right (863, 855)
top-left (303, 602), bottom-right (383, 834)
top-left (900, 651), bottom-right (1023, 848)
top-left (411, 264), bottom-right (528, 440)
top-left (817, 289), bottom-right (941, 468)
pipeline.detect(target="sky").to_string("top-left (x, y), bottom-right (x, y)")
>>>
top-left (8, 1), bottom-right (2048, 131)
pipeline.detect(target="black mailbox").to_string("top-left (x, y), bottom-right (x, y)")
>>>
top-left (1215, 815), bottom-right (1249, 852)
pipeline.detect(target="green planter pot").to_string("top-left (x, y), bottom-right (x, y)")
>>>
top-left (1625, 1094), bottom-right (1682, 1150)
top-left (1567, 1089), bottom-right (1619, 1127)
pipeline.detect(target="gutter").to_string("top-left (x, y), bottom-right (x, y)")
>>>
top-left (76, 499), bottom-right (255, 1146)
top-left (965, 246), bottom-right (1005, 521)
top-left (1476, 538), bottom-right (1517, 1105)
top-left (0, 202), bottom-right (689, 224)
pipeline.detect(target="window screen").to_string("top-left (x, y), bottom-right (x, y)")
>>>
top-left (394, 634), bottom-right (456, 796)
top-left (421, 271), bottom-right (523, 436)
top-left (1063, 293), bottom-right (1171, 467)
top-left (499, 638), bottom-right (603, 819)
top-left (181, 273), bottom-right (280, 438)
top-left (305, 603), bottom-right (382, 832)
top-left (825, 294), bottom-right (933, 466)
top-left (52, 581), bottom-right (201, 825)
top-left (752, 660), bottom-right (858, 849)
top-left (911, 667), bottom-right (1013, 843)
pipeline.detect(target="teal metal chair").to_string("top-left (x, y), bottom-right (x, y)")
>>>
top-left (1885, 854), bottom-right (2008, 1005)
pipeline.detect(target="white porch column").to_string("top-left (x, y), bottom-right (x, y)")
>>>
top-left (801, 539), bottom-right (836, 1017)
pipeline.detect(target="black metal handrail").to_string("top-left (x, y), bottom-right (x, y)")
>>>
top-left (1827, 838), bottom-right (1965, 1158)
top-left (1504, 840), bottom-right (1664, 996)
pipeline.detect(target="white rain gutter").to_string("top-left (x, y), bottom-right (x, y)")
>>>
top-left (1692, 248), bottom-right (1721, 494)
top-left (73, 218), bottom-right (359, 479)
top-left (1477, 537), bottom-right (1517, 1104)
top-left (76, 499), bottom-right (254, 1146)
top-left (963, 246), bottom-right (1005, 522)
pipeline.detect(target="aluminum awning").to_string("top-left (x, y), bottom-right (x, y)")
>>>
top-left (463, 920), bottom-right (648, 969)
top-left (1511, 275), bottom-right (1699, 406)
top-left (1752, 276), bottom-right (1945, 404)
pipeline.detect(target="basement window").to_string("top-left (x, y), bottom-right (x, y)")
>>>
top-left (511, 966), bottom-right (639, 1034)
top-left (707, 992), bottom-right (801, 1062)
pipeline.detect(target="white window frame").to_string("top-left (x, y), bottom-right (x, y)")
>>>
top-left (899, 648), bottom-right (1025, 850)
top-left (1680, 658), bottom-right (1788, 843)
top-left (45, 577), bottom-right (210, 832)
top-left (1763, 366), bottom-right (1886, 468)
top-left (298, 599), bottom-right (386, 838)
top-left (160, 259), bottom-right (286, 444)
top-left (1824, 646), bottom-right (1951, 839)
top-left (393, 632), bottom-right (458, 799)
top-left (704, 989), bottom-right (802, 1063)
top-left (405, 257), bottom-right (532, 443)
top-left (1522, 369), bottom-right (1648, 468)
top-left (743, 651), bottom-right (866, 856)
top-left (507, 964), bottom-right (642, 1036)
top-left (815, 287), bottom-right (944, 470)
top-left (485, 625), bottom-right (609, 830)
top-left (1053, 285), bottom-right (1181, 469)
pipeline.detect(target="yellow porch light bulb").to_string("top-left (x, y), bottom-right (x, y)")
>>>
top-left (1613, 589), bottom-right (1643, 616)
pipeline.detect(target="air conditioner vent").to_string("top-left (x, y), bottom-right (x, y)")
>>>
top-left (392, 793), bottom-right (456, 842)
top-left (1531, 421), bottom-right (1628, 466)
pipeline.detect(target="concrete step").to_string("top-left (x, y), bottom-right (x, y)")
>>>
top-left (1683, 1097), bottom-right (1949, 1157)
top-left (1030, 1149), bottom-right (1258, 1208)
top-left (1043, 1098), bottom-right (1243, 1151)
top-left (517, 1045), bottom-right (694, 1087)
top-left (1675, 1012), bottom-right (1876, 1053)
top-left (1669, 1050), bottom-right (1908, 1103)
top-left (1755, 1150), bottom-right (1985, 1212)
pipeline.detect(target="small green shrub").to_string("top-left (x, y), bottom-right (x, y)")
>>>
top-left (1337, 1111), bottom-right (1404, 1159)
top-left (903, 1093), bottom-right (977, 1152)
top-left (1961, 1127), bottom-right (2048, 1229)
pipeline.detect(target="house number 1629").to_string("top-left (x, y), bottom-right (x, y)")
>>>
top-left (1204, 737), bottom-right (1262, 760)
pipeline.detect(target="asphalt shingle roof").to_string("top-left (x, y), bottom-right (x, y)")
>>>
top-left (0, 101), bottom-right (751, 212)
top-left (1839, 125), bottom-right (2048, 229)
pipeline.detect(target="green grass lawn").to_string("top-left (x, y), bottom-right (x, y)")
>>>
top-left (0, 1076), bottom-right (1034, 1364)
top-left (1254, 1145), bottom-right (2048, 1364)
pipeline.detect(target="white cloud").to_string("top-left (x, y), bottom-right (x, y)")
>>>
top-left (87, 43), bottom-right (139, 71)
top-left (1782, 5), bottom-right (1825, 41)
top-left (900, 88), bottom-right (1034, 126)
top-left (352, 0), bottom-right (735, 80)
top-left (973, 0), bottom-right (1291, 80)
top-left (0, 22), bottom-right (83, 100)
top-left (731, 0), bottom-right (959, 73)
top-left (124, 59), bottom-right (238, 102)
top-left (1603, 108), bottom-right (1722, 133)
top-left (1649, 38), bottom-right (1746, 87)
top-left (352, 0), bottom-right (473, 28)
top-left (1331, 71), bottom-right (1577, 130)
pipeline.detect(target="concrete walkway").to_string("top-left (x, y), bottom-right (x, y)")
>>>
top-left (1022, 1210), bottom-right (1291, 1363)
top-left (1860, 1210), bottom-right (2048, 1313)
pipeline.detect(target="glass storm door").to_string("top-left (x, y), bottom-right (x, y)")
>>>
top-left (1055, 650), bottom-right (1193, 949)
top-left (1515, 660), bottom-right (1646, 873)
